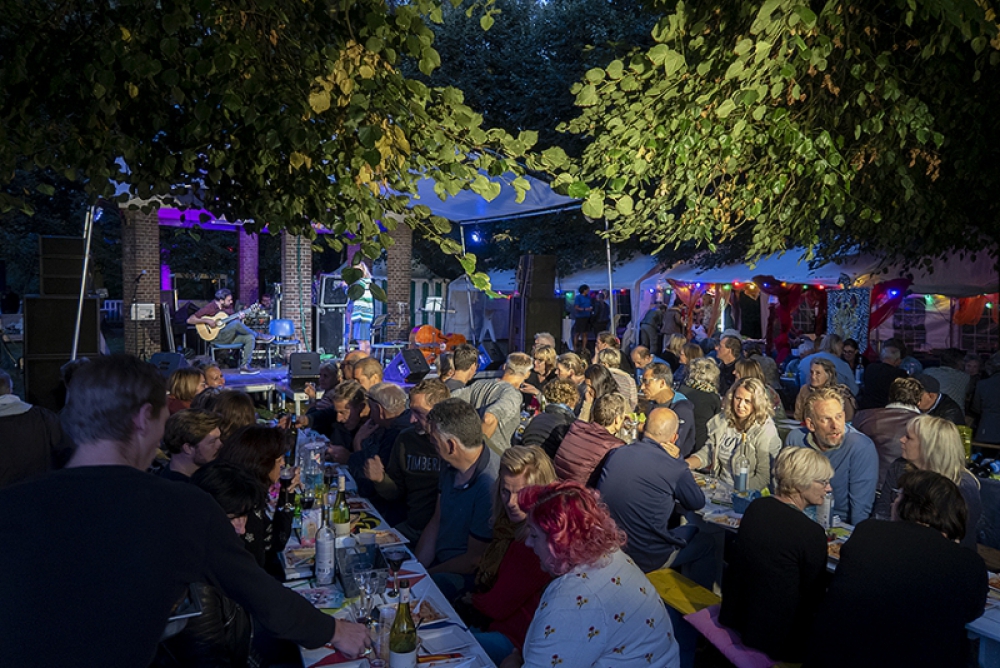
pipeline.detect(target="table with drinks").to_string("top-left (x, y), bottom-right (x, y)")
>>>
top-left (278, 434), bottom-right (495, 668)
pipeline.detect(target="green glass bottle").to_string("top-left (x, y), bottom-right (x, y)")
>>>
top-left (388, 580), bottom-right (417, 667)
top-left (332, 474), bottom-right (351, 536)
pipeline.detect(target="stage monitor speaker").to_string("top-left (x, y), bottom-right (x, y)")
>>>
top-left (149, 352), bottom-right (187, 379)
top-left (508, 297), bottom-right (563, 353)
top-left (384, 349), bottom-right (430, 385)
top-left (23, 296), bottom-right (101, 357)
top-left (24, 357), bottom-right (70, 413)
top-left (319, 275), bottom-right (349, 308)
top-left (477, 341), bottom-right (505, 371)
top-left (288, 352), bottom-right (321, 391)
top-left (516, 255), bottom-right (557, 298)
top-left (318, 308), bottom-right (345, 356)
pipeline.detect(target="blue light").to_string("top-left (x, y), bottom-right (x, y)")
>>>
top-left (889, 289), bottom-right (899, 297)
top-left (470, 231), bottom-right (482, 243)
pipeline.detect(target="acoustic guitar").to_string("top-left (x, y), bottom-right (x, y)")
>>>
top-left (195, 303), bottom-right (260, 342)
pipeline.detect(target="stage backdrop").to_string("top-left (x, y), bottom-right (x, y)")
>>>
top-left (827, 288), bottom-right (871, 353)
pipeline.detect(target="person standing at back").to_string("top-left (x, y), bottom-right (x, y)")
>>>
top-left (571, 284), bottom-right (593, 354)
top-left (0, 369), bottom-right (67, 489)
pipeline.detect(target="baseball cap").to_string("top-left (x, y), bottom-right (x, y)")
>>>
top-left (915, 373), bottom-right (940, 394)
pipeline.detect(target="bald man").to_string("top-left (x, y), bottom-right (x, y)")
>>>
top-left (598, 408), bottom-right (711, 580)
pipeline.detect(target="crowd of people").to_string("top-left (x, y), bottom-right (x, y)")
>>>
top-left (0, 322), bottom-right (998, 667)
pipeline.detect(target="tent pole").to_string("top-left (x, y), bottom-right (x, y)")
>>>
top-left (461, 227), bottom-right (477, 345)
top-left (605, 218), bottom-right (615, 332)
top-left (72, 206), bottom-right (96, 361)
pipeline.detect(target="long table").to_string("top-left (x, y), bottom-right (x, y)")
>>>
top-left (282, 469), bottom-right (495, 668)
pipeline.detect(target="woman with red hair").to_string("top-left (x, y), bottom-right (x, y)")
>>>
top-left (499, 481), bottom-right (679, 668)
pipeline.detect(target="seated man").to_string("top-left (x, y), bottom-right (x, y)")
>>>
top-left (630, 345), bottom-right (670, 387)
top-left (346, 383), bottom-right (409, 511)
top-left (597, 408), bottom-right (711, 585)
top-left (785, 387), bottom-right (879, 525)
top-left (922, 348), bottom-right (971, 410)
top-left (158, 408), bottom-right (224, 482)
top-left (415, 398), bottom-right (499, 600)
top-left (364, 379), bottom-right (449, 542)
top-left (853, 377), bottom-right (923, 492)
top-left (446, 343), bottom-right (480, 391)
top-left (857, 345), bottom-right (908, 410)
top-left (187, 289), bottom-right (271, 374)
top-left (640, 362), bottom-right (697, 458)
top-left (916, 373), bottom-right (965, 426)
top-left (553, 392), bottom-right (626, 486)
top-left (0, 369), bottom-right (67, 489)
top-left (451, 352), bottom-right (528, 454)
top-left (352, 356), bottom-right (384, 391)
top-left (0, 355), bottom-right (369, 665)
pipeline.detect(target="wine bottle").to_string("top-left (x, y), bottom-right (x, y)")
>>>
top-left (332, 474), bottom-right (351, 537)
top-left (314, 502), bottom-right (335, 585)
top-left (389, 580), bottom-right (417, 668)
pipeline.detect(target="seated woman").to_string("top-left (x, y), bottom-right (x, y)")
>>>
top-left (555, 352), bottom-right (588, 411)
top-left (167, 368), bottom-right (208, 415)
top-left (520, 380), bottom-right (579, 458)
top-left (806, 470), bottom-right (988, 668)
top-left (501, 481), bottom-right (679, 668)
top-left (734, 358), bottom-right (785, 419)
top-left (793, 358), bottom-right (855, 423)
top-left (577, 364), bottom-right (619, 422)
top-left (467, 446), bottom-right (556, 665)
top-left (872, 414), bottom-right (982, 549)
top-left (215, 426), bottom-right (293, 579)
top-left (198, 389), bottom-right (257, 441)
top-left (686, 377), bottom-right (781, 491)
top-left (521, 344), bottom-right (558, 399)
top-left (720, 448), bottom-right (833, 662)
top-left (674, 342), bottom-right (703, 388)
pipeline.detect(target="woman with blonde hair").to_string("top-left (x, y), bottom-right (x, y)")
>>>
top-left (735, 357), bottom-right (786, 419)
top-left (686, 377), bottom-right (781, 491)
top-left (469, 446), bottom-right (557, 665)
top-left (793, 357), bottom-right (856, 422)
top-left (873, 414), bottom-right (981, 549)
top-left (721, 447), bottom-right (834, 662)
top-left (522, 344), bottom-right (558, 397)
top-left (167, 367), bottom-right (207, 414)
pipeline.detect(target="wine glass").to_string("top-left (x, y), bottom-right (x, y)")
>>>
top-left (279, 466), bottom-right (295, 511)
top-left (382, 547), bottom-right (409, 597)
top-left (353, 570), bottom-right (376, 624)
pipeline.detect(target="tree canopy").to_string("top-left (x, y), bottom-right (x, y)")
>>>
top-left (555, 0), bottom-right (1000, 268)
top-left (0, 0), bottom-right (573, 294)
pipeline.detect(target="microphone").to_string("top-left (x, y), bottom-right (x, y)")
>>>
top-left (134, 270), bottom-right (147, 283)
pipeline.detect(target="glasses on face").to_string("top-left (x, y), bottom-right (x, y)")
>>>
top-left (814, 479), bottom-right (831, 487)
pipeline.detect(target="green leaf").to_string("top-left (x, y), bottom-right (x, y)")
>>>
top-left (582, 193), bottom-right (605, 219)
top-left (794, 6), bottom-right (817, 28)
top-left (606, 60), bottom-right (624, 79)
top-left (615, 194), bottom-right (634, 215)
top-left (716, 99), bottom-right (737, 118)
top-left (567, 181), bottom-right (590, 199)
top-left (576, 84), bottom-right (599, 106)
top-left (480, 14), bottom-right (494, 31)
top-left (586, 68), bottom-right (605, 83)
top-left (369, 282), bottom-right (387, 302)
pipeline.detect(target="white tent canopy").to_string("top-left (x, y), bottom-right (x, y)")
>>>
top-left (410, 171), bottom-right (579, 224)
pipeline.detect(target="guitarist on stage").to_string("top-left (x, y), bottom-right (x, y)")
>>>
top-left (187, 289), bottom-right (272, 374)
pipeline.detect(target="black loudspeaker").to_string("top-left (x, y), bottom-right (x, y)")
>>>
top-left (516, 255), bottom-right (557, 298)
top-left (478, 341), bottom-right (505, 371)
top-left (509, 297), bottom-right (563, 353)
top-left (23, 296), bottom-right (101, 357)
top-left (384, 349), bottom-right (430, 385)
top-left (319, 275), bottom-right (349, 308)
top-left (318, 308), bottom-right (346, 355)
top-left (39, 236), bottom-right (91, 296)
top-left (289, 352), bottom-right (321, 391)
top-left (24, 357), bottom-right (69, 413)
top-left (149, 352), bottom-right (187, 379)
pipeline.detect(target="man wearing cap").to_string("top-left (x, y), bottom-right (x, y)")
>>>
top-left (916, 374), bottom-right (965, 426)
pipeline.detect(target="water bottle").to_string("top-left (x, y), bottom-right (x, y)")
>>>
top-left (734, 453), bottom-right (749, 493)
top-left (816, 492), bottom-right (833, 528)
top-left (314, 504), bottom-right (335, 585)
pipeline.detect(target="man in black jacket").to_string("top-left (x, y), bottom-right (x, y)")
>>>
top-left (916, 373), bottom-right (966, 425)
top-left (0, 369), bottom-right (69, 488)
top-left (0, 355), bottom-right (370, 666)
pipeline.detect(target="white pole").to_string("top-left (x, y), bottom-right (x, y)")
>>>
top-left (461, 226), bottom-right (477, 344)
top-left (604, 218), bottom-right (615, 329)
top-left (72, 206), bottom-right (96, 361)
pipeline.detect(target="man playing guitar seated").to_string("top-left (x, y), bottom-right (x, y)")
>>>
top-left (187, 289), bottom-right (272, 374)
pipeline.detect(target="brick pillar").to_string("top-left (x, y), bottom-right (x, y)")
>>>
top-left (280, 232), bottom-right (313, 349)
top-left (386, 220), bottom-right (413, 340)
top-left (238, 229), bottom-right (259, 305)
top-left (121, 208), bottom-right (162, 357)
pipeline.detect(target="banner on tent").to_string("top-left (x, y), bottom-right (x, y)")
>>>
top-left (827, 288), bottom-right (871, 352)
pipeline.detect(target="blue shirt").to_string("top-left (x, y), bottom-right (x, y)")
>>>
top-left (598, 436), bottom-right (706, 572)
top-left (573, 294), bottom-right (592, 319)
top-left (798, 352), bottom-right (859, 396)
top-left (784, 425), bottom-right (878, 525)
top-left (435, 445), bottom-right (499, 564)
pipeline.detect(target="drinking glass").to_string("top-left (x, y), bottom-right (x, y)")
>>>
top-left (382, 547), bottom-right (409, 597)
top-left (279, 466), bottom-right (296, 511)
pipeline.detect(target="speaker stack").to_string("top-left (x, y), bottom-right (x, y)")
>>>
top-left (509, 255), bottom-right (561, 353)
top-left (383, 349), bottom-right (431, 385)
top-left (317, 274), bottom-right (349, 355)
top-left (288, 352), bottom-right (321, 391)
top-left (23, 237), bottom-right (100, 411)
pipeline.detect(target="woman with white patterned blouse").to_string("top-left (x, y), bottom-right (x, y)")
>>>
top-left (498, 480), bottom-right (680, 668)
